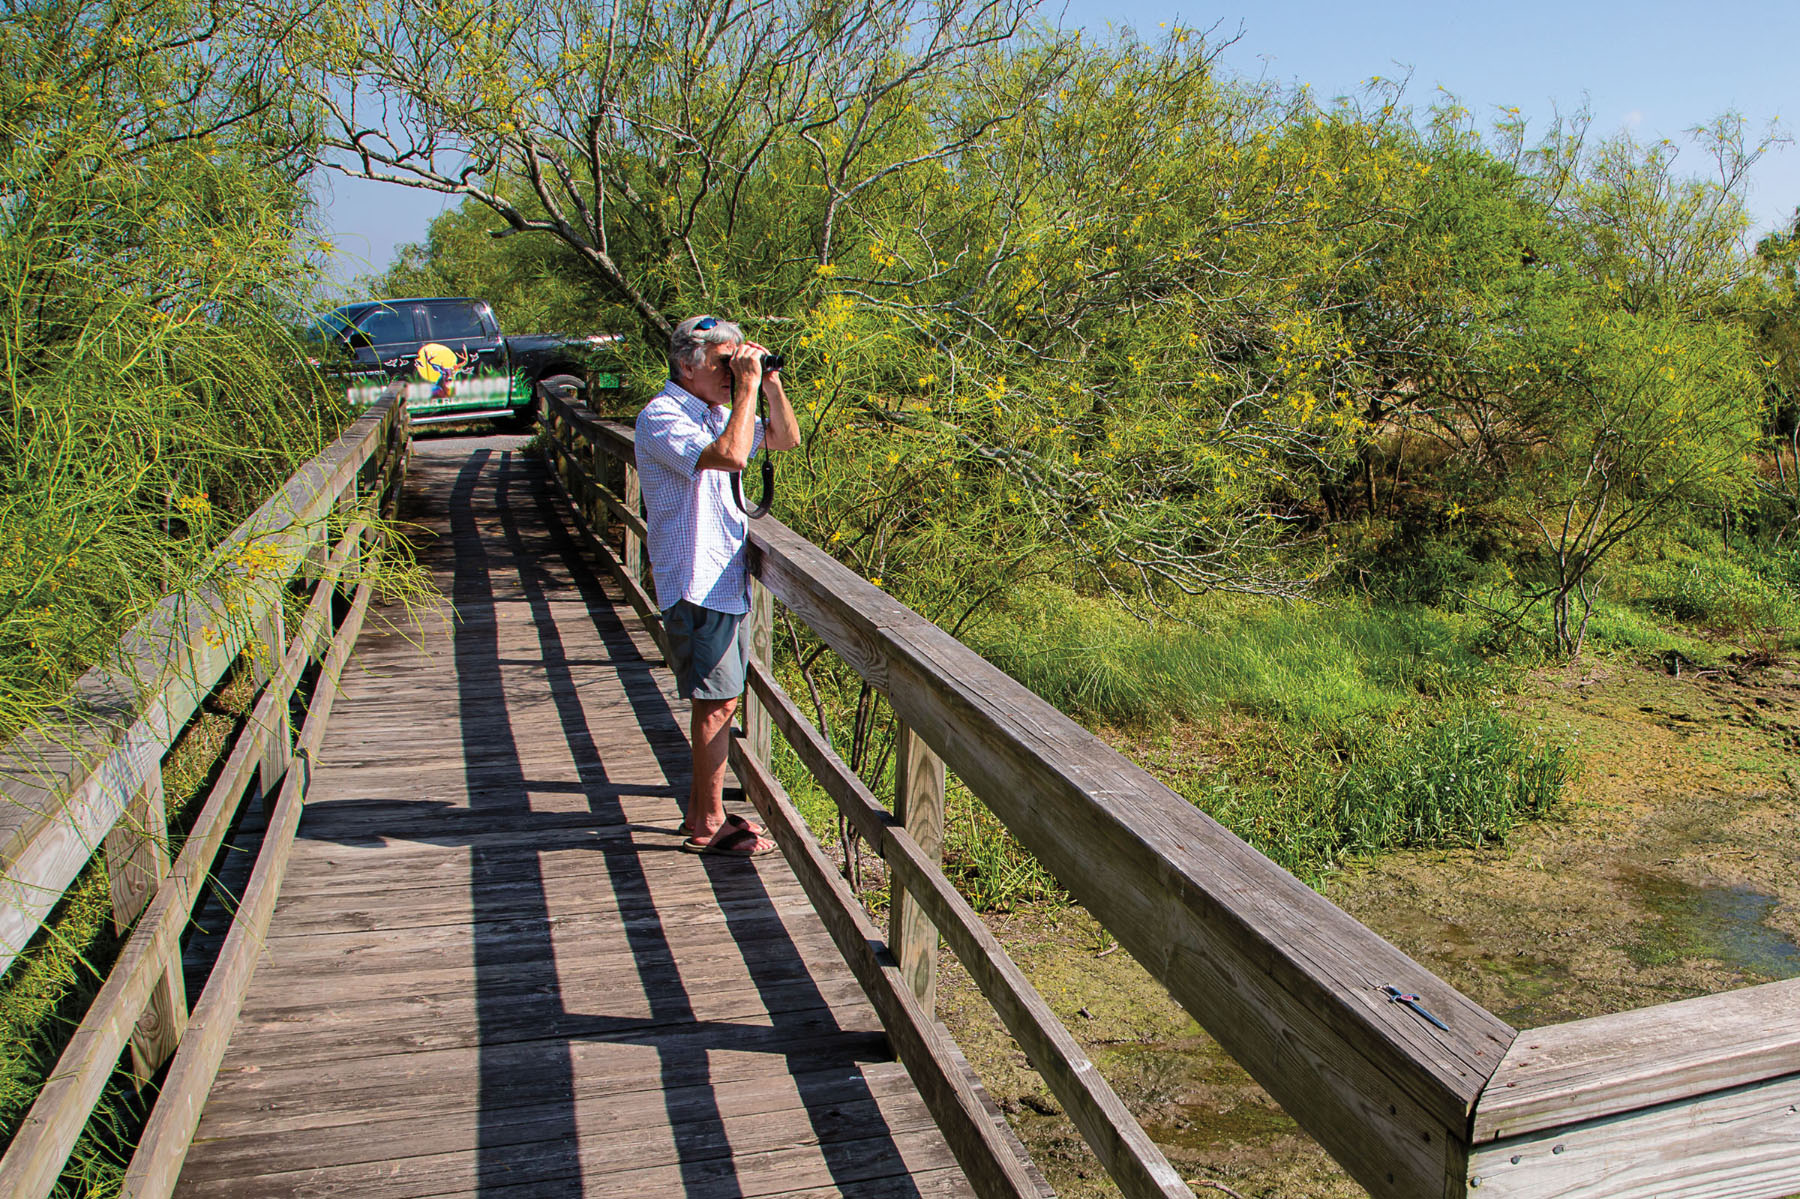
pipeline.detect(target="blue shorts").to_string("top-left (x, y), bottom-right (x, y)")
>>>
top-left (662, 601), bottom-right (749, 701)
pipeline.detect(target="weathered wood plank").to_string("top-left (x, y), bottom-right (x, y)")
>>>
top-left (103, 768), bottom-right (187, 1083)
top-left (740, 509), bottom-right (1508, 1199)
top-left (1465, 1071), bottom-right (1800, 1199)
top-left (171, 443), bottom-right (977, 1199)
top-left (180, 1123), bottom-right (965, 1199)
top-left (218, 974), bottom-right (875, 1065)
top-left (125, 575), bottom-right (376, 1199)
top-left (889, 720), bottom-right (945, 1010)
top-left (742, 576), bottom-right (775, 763)
top-left (731, 735), bottom-right (1047, 1199)
top-left (178, 1059), bottom-right (928, 1179)
top-left (190, 1024), bottom-right (895, 1141)
top-left (1473, 977), bottom-right (1800, 1143)
top-left (534, 443), bottom-right (666, 654)
top-left (542, 423), bottom-right (649, 538)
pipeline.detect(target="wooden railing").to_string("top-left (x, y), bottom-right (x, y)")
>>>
top-left (0, 394), bottom-right (409, 1198)
top-left (540, 386), bottom-right (1800, 1199)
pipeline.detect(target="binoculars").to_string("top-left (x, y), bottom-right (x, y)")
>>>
top-left (760, 352), bottom-right (785, 373)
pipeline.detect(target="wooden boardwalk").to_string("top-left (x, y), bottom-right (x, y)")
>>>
top-left (174, 438), bottom-right (978, 1198)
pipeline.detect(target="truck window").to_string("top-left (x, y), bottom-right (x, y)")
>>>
top-left (424, 302), bottom-right (491, 342)
top-left (355, 306), bottom-right (416, 347)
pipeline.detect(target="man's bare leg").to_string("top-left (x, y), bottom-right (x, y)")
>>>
top-left (684, 697), bottom-right (774, 852)
top-left (685, 697), bottom-right (737, 839)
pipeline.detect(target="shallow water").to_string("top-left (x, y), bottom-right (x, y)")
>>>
top-left (1621, 869), bottom-right (1800, 979)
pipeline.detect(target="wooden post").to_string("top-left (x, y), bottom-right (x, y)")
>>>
top-left (889, 723), bottom-right (946, 1009)
top-left (623, 460), bottom-right (644, 586)
top-left (252, 599), bottom-right (292, 815)
top-left (589, 438), bottom-right (609, 540)
top-left (742, 579), bottom-right (775, 764)
top-left (102, 769), bottom-right (188, 1084)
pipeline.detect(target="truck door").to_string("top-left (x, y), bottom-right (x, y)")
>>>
top-left (348, 303), bottom-right (422, 371)
top-left (417, 300), bottom-right (511, 416)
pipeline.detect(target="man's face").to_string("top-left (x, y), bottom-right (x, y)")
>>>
top-left (684, 339), bottom-right (740, 406)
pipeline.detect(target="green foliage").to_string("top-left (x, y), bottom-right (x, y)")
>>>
top-left (1196, 704), bottom-right (1572, 880)
top-left (966, 585), bottom-right (1569, 882)
top-left (0, 857), bottom-right (145, 1195)
top-left (325, 0), bottom-right (1783, 894)
top-left (972, 586), bottom-right (1499, 729)
top-left (334, 15), bottom-right (1783, 656)
top-left (355, 203), bottom-right (610, 338)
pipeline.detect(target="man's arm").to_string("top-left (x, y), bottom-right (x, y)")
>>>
top-left (759, 359), bottom-right (800, 453)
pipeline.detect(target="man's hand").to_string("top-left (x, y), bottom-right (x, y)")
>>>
top-left (728, 342), bottom-right (765, 399)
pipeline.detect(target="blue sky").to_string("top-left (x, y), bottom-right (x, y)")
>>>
top-left (316, 0), bottom-right (1799, 285)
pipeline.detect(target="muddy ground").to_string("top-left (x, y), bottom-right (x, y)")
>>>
top-left (932, 650), bottom-right (1800, 1198)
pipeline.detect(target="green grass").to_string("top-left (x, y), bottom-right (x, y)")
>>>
top-left (1190, 703), bottom-right (1573, 880)
top-left (966, 586), bottom-right (1502, 731)
top-left (964, 585), bottom-right (1573, 883)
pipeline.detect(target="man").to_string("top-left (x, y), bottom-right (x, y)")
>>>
top-left (635, 315), bottom-right (800, 856)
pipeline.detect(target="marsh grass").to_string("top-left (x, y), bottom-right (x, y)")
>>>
top-left (965, 586), bottom-right (1573, 883)
top-left (1189, 705), bottom-right (1573, 880)
top-left (968, 586), bottom-right (1502, 730)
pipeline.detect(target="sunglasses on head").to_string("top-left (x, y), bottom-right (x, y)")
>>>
top-left (692, 316), bottom-right (719, 332)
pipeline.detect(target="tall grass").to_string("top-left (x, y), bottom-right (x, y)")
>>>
top-left (1193, 705), bottom-right (1572, 879)
top-left (0, 6), bottom-right (407, 1184)
top-left (967, 586), bottom-right (1501, 730)
top-left (966, 585), bottom-right (1572, 882)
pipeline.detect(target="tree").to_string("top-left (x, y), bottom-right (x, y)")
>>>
top-left (1743, 212), bottom-right (1800, 529)
top-left (291, 0), bottom-right (1057, 343)
top-left (296, 5), bottom-right (1388, 617)
top-left (1512, 311), bottom-right (1763, 655)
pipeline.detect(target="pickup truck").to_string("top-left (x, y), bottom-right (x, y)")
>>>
top-left (320, 296), bottom-right (625, 426)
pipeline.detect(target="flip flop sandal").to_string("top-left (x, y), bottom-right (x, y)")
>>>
top-left (677, 813), bottom-right (765, 839)
top-left (681, 826), bottom-right (776, 857)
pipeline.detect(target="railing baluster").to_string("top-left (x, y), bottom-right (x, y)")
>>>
top-left (251, 601), bottom-right (290, 816)
top-left (890, 722), bottom-right (945, 1009)
top-left (103, 767), bottom-right (188, 1085)
top-left (623, 457), bottom-right (643, 586)
top-left (742, 578), bottom-right (775, 765)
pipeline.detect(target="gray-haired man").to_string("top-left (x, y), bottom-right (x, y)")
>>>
top-left (634, 315), bottom-right (800, 856)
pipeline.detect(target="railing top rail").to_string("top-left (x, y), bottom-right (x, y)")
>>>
top-left (0, 396), bottom-right (401, 972)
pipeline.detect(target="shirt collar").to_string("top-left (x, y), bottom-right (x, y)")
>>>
top-left (662, 378), bottom-right (719, 422)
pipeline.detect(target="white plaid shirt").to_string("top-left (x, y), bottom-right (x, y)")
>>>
top-left (634, 380), bottom-right (764, 615)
